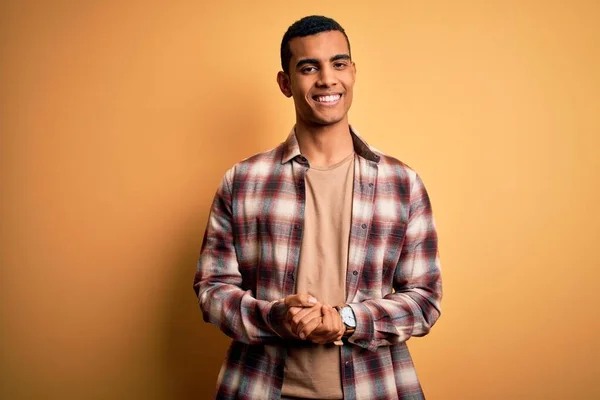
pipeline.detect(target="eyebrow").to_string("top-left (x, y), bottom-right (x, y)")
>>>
top-left (295, 54), bottom-right (351, 69)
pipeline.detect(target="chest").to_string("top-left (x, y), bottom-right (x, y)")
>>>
top-left (230, 160), bottom-right (411, 299)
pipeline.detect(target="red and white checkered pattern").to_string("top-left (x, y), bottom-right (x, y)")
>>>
top-left (194, 127), bottom-right (442, 400)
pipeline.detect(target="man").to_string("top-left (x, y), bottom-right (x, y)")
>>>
top-left (194, 15), bottom-right (442, 400)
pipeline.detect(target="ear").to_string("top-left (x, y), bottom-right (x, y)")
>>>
top-left (277, 71), bottom-right (293, 98)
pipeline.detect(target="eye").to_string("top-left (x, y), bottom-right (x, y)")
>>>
top-left (302, 66), bottom-right (318, 73)
top-left (334, 62), bottom-right (348, 69)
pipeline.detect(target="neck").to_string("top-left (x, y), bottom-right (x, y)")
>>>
top-left (294, 118), bottom-right (354, 168)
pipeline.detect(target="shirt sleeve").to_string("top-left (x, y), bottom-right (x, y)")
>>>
top-left (193, 167), bottom-right (286, 345)
top-left (348, 172), bottom-right (443, 352)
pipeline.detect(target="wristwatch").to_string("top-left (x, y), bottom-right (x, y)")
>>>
top-left (335, 304), bottom-right (356, 337)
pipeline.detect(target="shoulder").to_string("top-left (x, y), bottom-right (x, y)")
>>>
top-left (372, 149), bottom-right (419, 184)
top-left (370, 151), bottom-right (434, 215)
top-left (221, 142), bottom-right (286, 184)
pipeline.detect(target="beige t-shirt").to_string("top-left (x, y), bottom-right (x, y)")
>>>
top-left (281, 152), bottom-right (354, 399)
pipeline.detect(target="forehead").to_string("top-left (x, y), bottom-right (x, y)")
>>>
top-left (288, 30), bottom-right (350, 61)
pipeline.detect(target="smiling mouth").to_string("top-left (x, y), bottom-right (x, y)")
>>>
top-left (313, 94), bottom-right (342, 104)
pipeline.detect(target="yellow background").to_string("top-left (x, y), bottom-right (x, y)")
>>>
top-left (1, 1), bottom-right (599, 399)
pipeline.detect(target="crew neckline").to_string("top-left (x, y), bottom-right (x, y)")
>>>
top-left (309, 152), bottom-right (355, 171)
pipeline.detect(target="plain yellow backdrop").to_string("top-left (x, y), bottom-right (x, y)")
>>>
top-left (1, 1), bottom-right (599, 399)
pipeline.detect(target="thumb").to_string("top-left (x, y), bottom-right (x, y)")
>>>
top-left (285, 293), bottom-right (318, 307)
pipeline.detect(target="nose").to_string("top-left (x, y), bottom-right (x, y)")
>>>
top-left (316, 65), bottom-right (337, 87)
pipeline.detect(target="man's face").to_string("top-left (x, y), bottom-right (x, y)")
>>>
top-left (278, 30), bottom-right (356, 127)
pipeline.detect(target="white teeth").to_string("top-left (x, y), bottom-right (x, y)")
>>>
top-left (316, 94), bottom-right (341, 102)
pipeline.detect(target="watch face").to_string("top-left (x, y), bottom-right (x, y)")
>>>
top-left (341, 306), bottom-right (357, 327)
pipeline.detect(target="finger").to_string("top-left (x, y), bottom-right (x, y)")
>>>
top-left (285, 296), bottom-right (316, 323)
top-left (285, 306), bottom-right (303, 323)
top-left (284, 293), bottom-right (318, 308)
top-left (290, 305), bottom-right (317, 326)
top-left (308, 309), bottom-right (332, 344)
top-left (296, 312), bottom-right (323, 337)
top-left (331, 309), bottom-right (345, 341)
top-left (319, 308), bottom-right (339, 343)
top-left (331, 307), bottom-right (344, 336)
top-left (291, 305), bottom-right (322, 335)
top-left (299, 316), bottom-right (322, 339)
top-left (320, 308), bottom-right (345, 344)
top-left (321, 305), bottom-right (333, 331)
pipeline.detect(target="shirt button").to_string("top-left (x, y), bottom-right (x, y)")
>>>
top-left (368, 183), bottom-right (374, 188)
top-left (361, 224), bottom-right (367, 229)
top-left (353, 270), bottom-right (358, 276)
top-left (294, 224), bottom-right (300, 230)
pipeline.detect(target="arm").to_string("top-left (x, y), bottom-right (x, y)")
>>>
top-left (193, 168), bottom-right (292, 344)
top-left (348, 173), bottom-right (443, 352)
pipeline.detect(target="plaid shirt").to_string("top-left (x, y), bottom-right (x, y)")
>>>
top-left (194, 127), bottom-right (442, 400)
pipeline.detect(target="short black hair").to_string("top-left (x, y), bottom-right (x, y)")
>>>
top-left (280, 15), bottom-right (351, 74)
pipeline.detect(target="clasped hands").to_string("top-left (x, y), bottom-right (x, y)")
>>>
top-left (279, 293), bottom-right (345, 345)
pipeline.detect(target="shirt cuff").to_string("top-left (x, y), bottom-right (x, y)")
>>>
top-left (347, 302), bottom-right (376, 350)
top-left (267, 300), bottom-right (289, 338)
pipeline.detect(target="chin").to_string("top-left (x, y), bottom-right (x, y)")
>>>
top-left (318, 115), bottom-right (346, 126)
top-left (297, 107), bottom-right (348, 127)
top-left (310, 111), bottom-right (346, 125)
